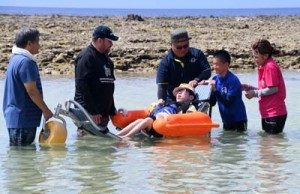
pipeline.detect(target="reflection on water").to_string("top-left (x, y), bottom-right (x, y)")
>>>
top-left (1, 71), bottom-right (300, 193)
top-left (255, 133), bottom-right (290, 193)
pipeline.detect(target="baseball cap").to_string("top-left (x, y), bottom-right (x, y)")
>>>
top-left (93, 25), bottom-right (119, 41)
top-left (171, 28), bottom-right (191, 43)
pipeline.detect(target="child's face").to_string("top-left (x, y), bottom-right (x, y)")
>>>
top-left (252, 49), bottom-right (268, 66)
top-left (176, 89), bottom-right (194, 102)
top-left (213, 57), bottom-right (229, 76)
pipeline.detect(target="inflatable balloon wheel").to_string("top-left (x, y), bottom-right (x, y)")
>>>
top-left (39, 120), bottom-right (67, 144)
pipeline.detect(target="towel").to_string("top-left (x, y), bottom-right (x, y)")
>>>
top-left (12, 45), bottom-right (37, 62)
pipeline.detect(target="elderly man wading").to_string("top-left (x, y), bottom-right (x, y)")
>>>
top-left (3, 28), bottom-right (53, 146)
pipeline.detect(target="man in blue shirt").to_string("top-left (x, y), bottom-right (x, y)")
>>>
top-left (201, 50), bottom-right (247, 131)
top-left (156, 28), bottom-right (211, 103)
top-left (3, 28), bottom-right (53, 146)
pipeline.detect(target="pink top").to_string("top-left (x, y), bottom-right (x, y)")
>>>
top-left (258, 58), bottom-right (287, 118)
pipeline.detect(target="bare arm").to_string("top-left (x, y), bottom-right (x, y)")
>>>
top-left (24, 81), bottom-right (53, 120)
top-left (241, 84), bottom-right (258, 91)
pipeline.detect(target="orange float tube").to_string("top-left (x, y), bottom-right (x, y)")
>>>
top-left (153, 112), bottom-right (219, 137)
top-left (111, 109), bottom-right (149, 129)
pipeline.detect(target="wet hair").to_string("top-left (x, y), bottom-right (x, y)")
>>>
top-left (15, 28), bottom-right (40, 48)
top-left (251, 39), bottom-right (279, 58)
top-left (213, 50), bottom-right (231, 64)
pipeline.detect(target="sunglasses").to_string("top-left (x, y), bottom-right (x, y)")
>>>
top-left (175, 44), bottom-right (189, 50)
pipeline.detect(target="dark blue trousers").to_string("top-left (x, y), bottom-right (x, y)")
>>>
top-left (8, 128), bottom-right (37, 146)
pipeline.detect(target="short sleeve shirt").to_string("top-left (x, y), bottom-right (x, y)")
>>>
top-left (3, 54), bottom-right (43, 128)
top-left (258, 58), bottom-right (287, 118)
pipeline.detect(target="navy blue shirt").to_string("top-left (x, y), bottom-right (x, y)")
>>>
top-left (3, 54), bottom-right (43, 128)
top-left (212, 71), bottom-right (247, 124)
top-left (156, 47), bottom-right (211, 102)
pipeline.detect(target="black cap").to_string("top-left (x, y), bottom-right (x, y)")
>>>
top-left (92, 25), bottom-right (119, 41)
top-left (171, 28), bottom-right (191, 43)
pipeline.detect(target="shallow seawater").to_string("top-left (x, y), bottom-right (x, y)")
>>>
top-left (0, 71), bottom-right (300, 193)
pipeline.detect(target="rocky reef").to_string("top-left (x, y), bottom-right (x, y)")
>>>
top-left (0, 14), bottom-right (299, 75)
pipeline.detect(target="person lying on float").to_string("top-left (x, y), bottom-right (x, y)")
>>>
top-left (117, 83), bottom-right (197, 138)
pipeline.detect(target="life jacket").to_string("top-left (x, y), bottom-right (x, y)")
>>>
top-left (177, 101), bottom-right (193, 113)
top-left (148, 103), bottom-right (178, 120)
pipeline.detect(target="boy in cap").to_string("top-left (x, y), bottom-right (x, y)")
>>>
top-left (74, 25), bottom-right (119, 136)
top-left (156, 28), bottom-right (211, 104)
top-left (200, 50), bottom-right (247, 131)
top-left (117, 83), bottom-right (197, 138)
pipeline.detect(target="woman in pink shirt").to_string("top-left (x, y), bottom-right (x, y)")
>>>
top-left (242, 39), bottom-right (287, 134)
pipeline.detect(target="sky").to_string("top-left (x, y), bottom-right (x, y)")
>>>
top-left (0, 0), bottom-right (300, 9)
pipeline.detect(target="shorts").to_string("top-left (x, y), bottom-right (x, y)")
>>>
top-left (223, 121), bottom-right (247, 132)
top-left (8, 128), bottom-right (37, 146)
top-left (262, 114), bottom-right (287, 134)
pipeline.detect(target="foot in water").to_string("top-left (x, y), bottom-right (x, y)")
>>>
top-left (77, 128), bottom-right (88, 137)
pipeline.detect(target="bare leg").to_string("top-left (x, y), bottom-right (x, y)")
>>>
top-left (116, 119), bottom-right (144, 136)
top-left (120, 117), bottom-right (154, 138)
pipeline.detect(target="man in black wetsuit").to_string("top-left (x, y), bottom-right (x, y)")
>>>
top-left (74, 25), bottom-right (119, 136)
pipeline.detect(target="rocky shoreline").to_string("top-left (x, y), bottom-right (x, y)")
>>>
top-left (0, 14), bottom-right (299, 75)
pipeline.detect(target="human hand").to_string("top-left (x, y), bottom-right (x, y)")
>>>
top-left (198, 80), bottom-right (209, 85)
top-left (117, 108), bottom-right (128, 116)
top-left (43, 108), bottom-right (53, 121)
top-left (189, 80), bottom-right (198, 87)
top-left (245, 90), bottom-right (255, 99)
top-left (156, 112), bottom-right (169, 121)
top-left (206, 80), bottom-right (216, 92)
top-left (157, 99), bottom-right (165, 106)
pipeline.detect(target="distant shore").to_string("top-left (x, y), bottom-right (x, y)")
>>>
top-left (0, 14), bottom-right (299, 75)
